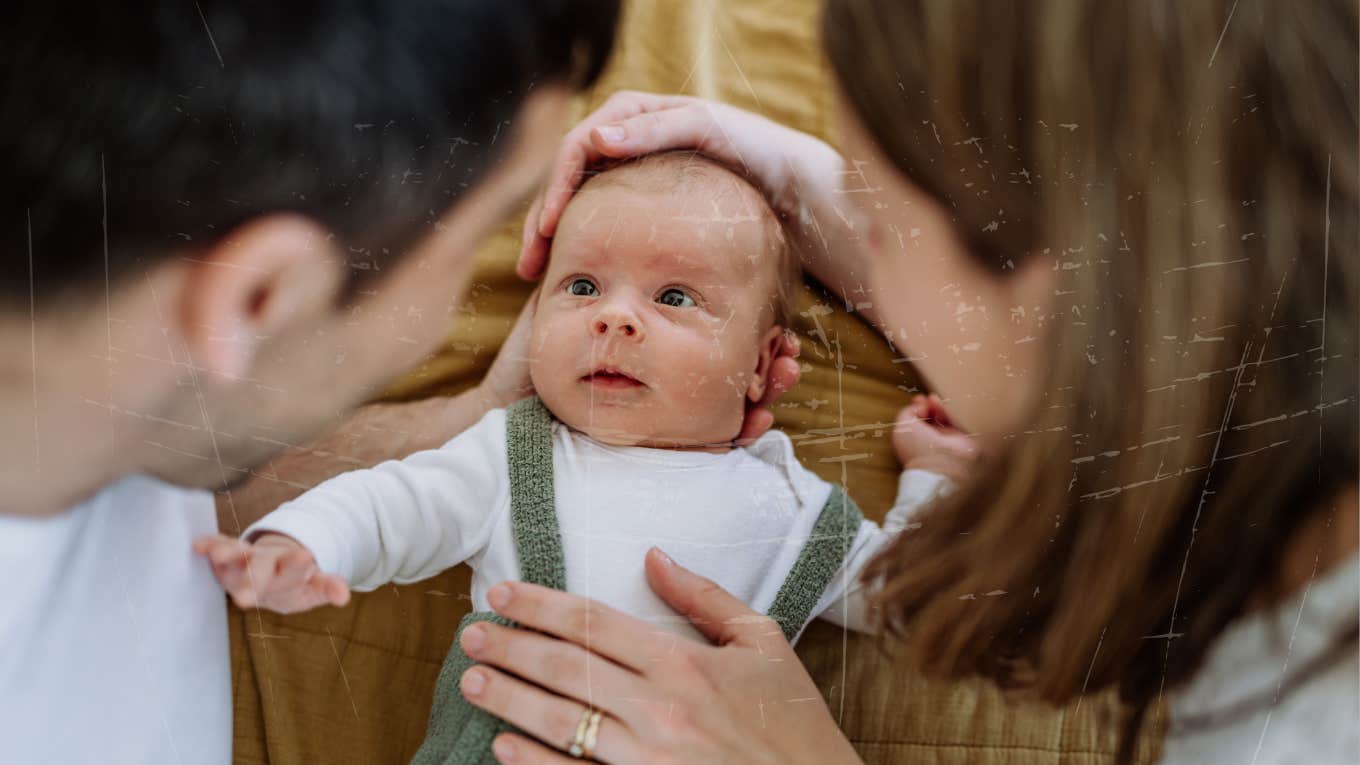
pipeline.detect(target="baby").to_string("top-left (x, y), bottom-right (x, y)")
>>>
top-left (195, 152), bottom-right (969, 760)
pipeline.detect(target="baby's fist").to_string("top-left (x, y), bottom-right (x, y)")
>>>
top-left (193, 532), bottom-right (351, 614)
top-left (891, 394), bottom-right (981, 484)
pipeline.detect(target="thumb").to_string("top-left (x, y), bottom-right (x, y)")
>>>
top-left (644, 547), bottom-right (777, 646)
top-left (516, 194), bottom-right (550, 281)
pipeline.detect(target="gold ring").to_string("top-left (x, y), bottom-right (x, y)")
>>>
top-left (567, 707), bottom-right (596, 758)
top-left (582, 709), bottom-right (603, 758)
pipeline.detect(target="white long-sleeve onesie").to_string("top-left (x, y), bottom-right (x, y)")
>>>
top-left (246, 408), bottom-right (952, 643)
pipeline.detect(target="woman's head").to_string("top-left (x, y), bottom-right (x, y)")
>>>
top-left (824, 0), bottom-right (1357, 753)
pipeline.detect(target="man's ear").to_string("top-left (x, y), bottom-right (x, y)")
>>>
top-left (180, 214), bottom-right (345, 380)
top-left (747, 325), bottom-right (786, 403)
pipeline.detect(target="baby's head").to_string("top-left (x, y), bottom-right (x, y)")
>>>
top-left (530, 151), bottom-right (796, 449)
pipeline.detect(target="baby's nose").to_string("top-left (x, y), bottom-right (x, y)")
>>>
top-left (592, 310), bottom-right (642, 340)
top-left (593, 317), bottom-right (638, 337)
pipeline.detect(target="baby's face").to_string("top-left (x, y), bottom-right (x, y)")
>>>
top-left (530, 180), bottom-right (784, 449)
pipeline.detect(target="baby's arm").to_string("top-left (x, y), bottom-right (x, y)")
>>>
top-left (195, 409), bottom-right (510, 611)
top-left (814, 396), bottom-right (978, 634)
top-left (811, 469), bottom-right (957, 635)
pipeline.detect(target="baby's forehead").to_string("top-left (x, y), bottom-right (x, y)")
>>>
top-left (586, 151), bottom-right (755, 198)
top-left (555, 153), bottom-right (783, 278)
top-left (566, 232), bottom-right (746, 284)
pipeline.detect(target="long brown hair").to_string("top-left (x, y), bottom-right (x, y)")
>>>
top-left (823, 0), bottom-right (1358, 759)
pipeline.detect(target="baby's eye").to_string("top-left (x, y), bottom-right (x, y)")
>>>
top-left (567, 278), bottom-right (599, 297)
top-left (657, 288), bottom-right (696, 308)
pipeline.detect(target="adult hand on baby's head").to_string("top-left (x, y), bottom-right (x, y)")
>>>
top-left (193, 532), bottom-right (350, 614)
top-left (478, 288), bottom-right (541, 411)
top-left (892, 394), bottom-right (981, 484)
top-left (516, 90), bottom-right (842, 282)
top-left (517, 92), bottom-right (825, 445)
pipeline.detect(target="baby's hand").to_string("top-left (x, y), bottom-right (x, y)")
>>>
top-left (891, 394), bottom-right (981, 484)
top-left (193, 532), bottom-right (351, 613)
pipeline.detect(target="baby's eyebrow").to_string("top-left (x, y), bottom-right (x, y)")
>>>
top-left (662, 261), bottom-right (723, 284)
top-left (642, 251), bottom-right (743, 285)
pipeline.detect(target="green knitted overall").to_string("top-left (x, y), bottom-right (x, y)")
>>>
top-left (410, 397), bottom-right (864, 765)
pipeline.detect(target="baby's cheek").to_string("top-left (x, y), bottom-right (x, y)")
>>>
top-left (678, 345), bottom-right (750, 405)
top-left (527, 328), bottom-right (573, 403)
top-left (671, 339), bottom-right (725, 383)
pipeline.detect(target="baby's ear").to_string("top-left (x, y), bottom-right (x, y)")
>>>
top-left (748, 325), bottom-right (786, 403)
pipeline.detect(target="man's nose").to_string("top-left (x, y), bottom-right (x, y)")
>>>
top-left (592, 302), bottom-right (644, 340)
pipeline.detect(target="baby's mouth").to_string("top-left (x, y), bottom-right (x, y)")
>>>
top-left (581, 368), bottom-right (646, 389)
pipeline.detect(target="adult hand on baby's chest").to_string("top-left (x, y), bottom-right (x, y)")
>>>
top-left (456, 550), bottom-right (863, 765)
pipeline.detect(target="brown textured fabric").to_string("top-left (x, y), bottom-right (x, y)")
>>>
top-left (229, 1), bottom-right (1160, 762)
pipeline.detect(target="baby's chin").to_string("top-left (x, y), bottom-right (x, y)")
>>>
top-left (546, 395), bottom-right (743, 452)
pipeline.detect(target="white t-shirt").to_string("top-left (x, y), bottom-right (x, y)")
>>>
top-left (0, 475), bottom-right (231, 764)
top-left (248, 408), bottom-right (951, 642)
top-left (1162, 552), bottom-right (1359, 764)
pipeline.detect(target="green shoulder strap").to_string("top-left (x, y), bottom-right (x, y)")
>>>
top-left (765, 484), bottom-right (865, 642)
top-left (504, 396), bottom-right (567, 590)
top-left (410, 396), bottom-right (565, 765)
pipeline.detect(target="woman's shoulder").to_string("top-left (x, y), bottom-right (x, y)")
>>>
top-left (1163, 552), bottom-right (1359, 764)
top-left (1163, 651), bottom-right (1358, 764)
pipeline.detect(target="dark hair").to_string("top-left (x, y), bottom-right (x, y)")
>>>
top-left (824, 0), bottom-right (1358, 761)
top-left (2, 0), bottom-right (618, 310)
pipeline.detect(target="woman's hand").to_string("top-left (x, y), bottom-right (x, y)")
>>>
top-left (457, 548), bottom-right (863, 765)
top-left (517, 91), bottom-right (847, 283)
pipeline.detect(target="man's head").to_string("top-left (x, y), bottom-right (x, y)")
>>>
top-left (0, 1), bottom-right (618, 508)
top-left (530, 151), bottom-right (795, 448)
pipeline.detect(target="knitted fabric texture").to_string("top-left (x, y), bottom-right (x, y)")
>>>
top-left (409, 611), bottom-right (517, 765)
top-left (765, 486), bottom-right (864, 642)
top-left (410, 398), bottom-right (561, 765)
top-left (504, 397), bottom-right (566, 591)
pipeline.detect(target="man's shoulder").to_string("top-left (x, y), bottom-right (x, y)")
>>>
top-left (52, 475), bottom-right (214, 525)
top-left (108, 473), bottom-right (215, 505)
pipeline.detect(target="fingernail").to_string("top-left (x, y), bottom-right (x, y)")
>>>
top-left (487, 583), bottom-right (513, 611)
top-left (492, 737), bottom-right (517, 763)
top-left (596, 124), bottom-right (625, 143)
top-left (651, 547), bottom-right (676, 567)
top-left (461, 624), bottom-right (485, 654)
top-left (461, 669), bottom-right (486, 697)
